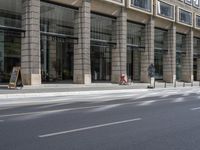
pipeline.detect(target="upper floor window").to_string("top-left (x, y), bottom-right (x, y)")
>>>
top-left (193, 0), bottom-right (200, 7)
top-left (131, 0), bottom-right (152, 12)
top-left (196, 15), bottom-right (200, 28)
top-left (179, 8), bottom-right (192, 26)
top-left (157, 1), bottom-right (174, 20)
top-left (185, 0), bottom-right (192, 5)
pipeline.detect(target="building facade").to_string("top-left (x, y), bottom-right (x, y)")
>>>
top-left (0, 0), bottom-right (200, 85)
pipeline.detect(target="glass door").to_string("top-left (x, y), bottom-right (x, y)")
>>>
top-left (91, 45), bottom-right (111, 81)
top-left (41, 36), bottom-right (74, 82)
top-left (127, 47), bottom-right (141, 81)
top-left (176, 52), bottom-right (182, 81)
top-left (154, 50), bottom-right (163, 80)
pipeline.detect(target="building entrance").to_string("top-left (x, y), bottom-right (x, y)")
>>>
top-left (154, 50), bottom-right (163, 80)
top-left (127, 47), bottom-right (141, 81)
top-left (91, 44), bottom-right (111, 81)
top-left (41, 36), bottom-right (74, 82)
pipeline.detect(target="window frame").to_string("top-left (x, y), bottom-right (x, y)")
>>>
top-left (193, 0), bottom-right (200, 8)
top-left (194, 13), bottom-right (200, 29)
top-left (128, 0), bottom-right (153, 15)
top-left (155, 0), bottom-right (175, 21)
top-left (185, 0), bottom-right (192, 5)
top-left (177, 7), bottom-right (193, 27)
top-left (103, 0), bottom-right (125, 6)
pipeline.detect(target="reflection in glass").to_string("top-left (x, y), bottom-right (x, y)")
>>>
top-left (40, 2), bottom-right (76, 82)
top-left (91, 13), bottom-right (116, 81)
top-left (0, 0), bottom-right (22, 28)
top-left (154, 29), bottom-right (167, 80)
top-left (0, 31), bottom-right (21, 82)
top-left (127, 22), bottom-right (145, 47)
top-left (176, 33), bottom-right (186, 81)
top-left (193, 37), bottom-right (200, 81)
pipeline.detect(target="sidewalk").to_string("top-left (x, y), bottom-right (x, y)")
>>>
top-left (0, 81), bottom-right (199, 100)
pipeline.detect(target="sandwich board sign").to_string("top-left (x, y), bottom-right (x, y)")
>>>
top-left (8, 67), bottom-right (23, 89)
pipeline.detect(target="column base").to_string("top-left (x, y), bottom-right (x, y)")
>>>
top-left (22, 74), bottom-right (41, 85)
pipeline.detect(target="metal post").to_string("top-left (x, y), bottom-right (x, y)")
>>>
top-left (183, 82), bottom-right (185, 87)
top-left (164, 81), bottom-right (166, 88)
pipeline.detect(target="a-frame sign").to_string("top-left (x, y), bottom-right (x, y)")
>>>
top-left (8, 67), bottom-right (23, 89)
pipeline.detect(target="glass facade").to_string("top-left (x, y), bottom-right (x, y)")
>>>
top-left (196, 15), bottom-right (200, 28)
top-left (91, 13), bottom-right (116, 81)
top-left (193, 37), bottom-right (200, 81)
top-left (130, 0), bottom-right (152, 12)
top-left (0, 0), bottom-right (22, 82)
top-left (157, 1), bottom-right (174, 20)
top-left (154, 28), bottom-right (168, 80)
top-left (40, 2), bottom-right (77, 82)
top-left (179, 8), bottom-right (192, 25)
top-left (127, 22), bottom-right (144, 81)
top-left (176, 33), bottom-right (186, 81)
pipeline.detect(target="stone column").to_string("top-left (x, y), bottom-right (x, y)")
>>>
top-left (74, 0), bottom-right (91, 84)
top-left (197, 58), bottom-right (200, 81)
top-left (141, 17), bottom-right (154, 83)
top-left (112, 8), bottom-right (127, 83)
top-left (21, 0), bottom-right (41, 85)
top-left (163, 24), bottom-right (176, 84)
top-left (182, 29), bottom-right (193, 82)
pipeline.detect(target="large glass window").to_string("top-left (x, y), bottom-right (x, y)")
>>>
top-left (40, 2), bottom-right (76, 36)
top-left (0, 0), bottom-right (22, 83)
top-left (157, 1), bottom-right (174, 20)
top-left (176, 33), bottom-right (186, 81)
top-left (91, 13), bottom-right (116, 42)
top-left (40, 2), bottom-right (77, 82)
top-left (179, 8), bottom-right (192, 25)
top-left (196, 15), bottom-right (200, 28)
top-left (154, 29), bottom-right (168, 80)
top-left (155, 29), bottom-right (168, 50)
top-left (0, 0), bottom-right (22, 28)
top-left (130, 0), bottom-right (152, 12)
top-left (127, 22), bottom-right (145, 47)
top-left (91, 14), bottom-right (116, 81)
top-left (193, 37), bottom-right (200, 81)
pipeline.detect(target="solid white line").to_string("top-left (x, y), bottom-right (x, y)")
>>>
top-left (38, 118), bottom-right (142, 138)
top-left (0, 120), bottom-right (4, 122)
top-left (191, 107), bottom-right (200, 111)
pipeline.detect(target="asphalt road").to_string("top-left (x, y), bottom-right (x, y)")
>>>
top-left (1, 88), bottom-right (200, 150)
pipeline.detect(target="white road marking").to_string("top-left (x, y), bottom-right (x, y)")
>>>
top-left (138, 100), bottom-right (155, 106)
top-left (173, 97), bottom-right (184, 103)
top-left (191, 107), bottom-right (200, 111)
top-left (38, 118), bottom-right (142, 138)
top-left (0, 120), bottom-right (4, 122)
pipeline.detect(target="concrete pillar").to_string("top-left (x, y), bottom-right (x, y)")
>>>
top-left (112, 8), bottom-right (127, 83)
top-left (73, 0), bottom-right (91, 84)
top-left (21, 0), bottom-right (41, 85)
top-left (141, 17), bottom-right (154, 83)
top-left (163, 24), bottom-right (176, 84)
top-left (182, 29), bottom-right (193, 82)
top-left (197, 58), bottom-right (200, 81)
